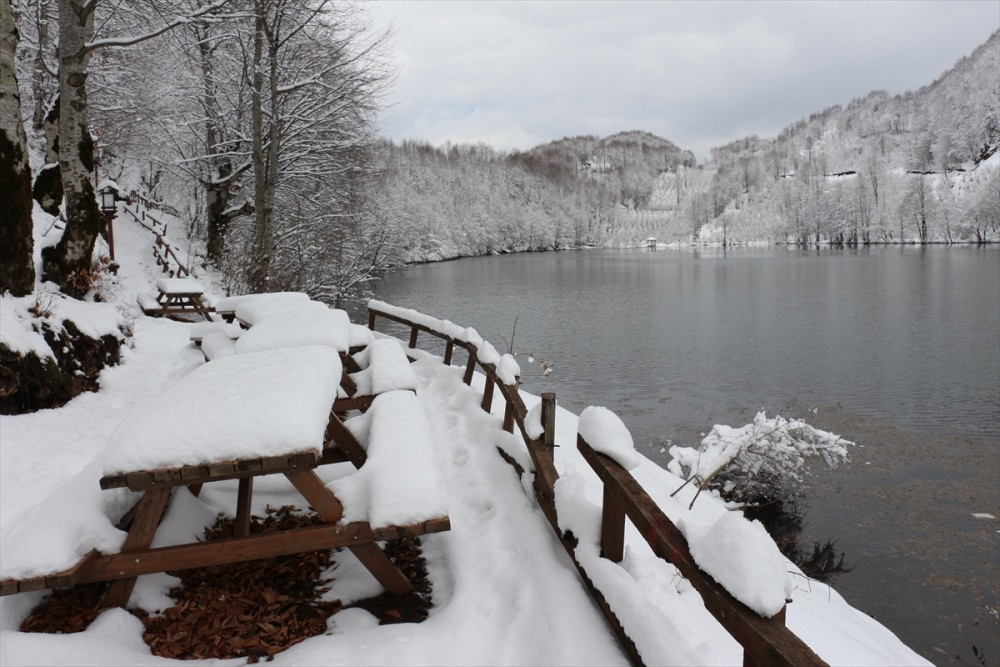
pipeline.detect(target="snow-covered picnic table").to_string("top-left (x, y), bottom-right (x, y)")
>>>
top-left (0, 344), bottom-right (450, 609)
top-left (137, 278), bottom-right (213, 320)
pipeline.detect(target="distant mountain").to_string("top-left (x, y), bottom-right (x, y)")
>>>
top-left (510, 131), bottom-right (696, 210)
top-left (609, 30), bottom-right (999, 246)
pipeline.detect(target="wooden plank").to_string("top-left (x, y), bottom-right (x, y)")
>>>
top-left (43, 551), bottom-right (100, 590)
top-left (75, 517), bottom-right (451, 584)
top-left (333, 395), bottom-right (375, 413)
top-left (0, 580), bottom-right (19, 596)
top-left (408, 326), bottom-right (419, 348)
top-left (340, 369), bottom-right (358, 396)
top-left (235, 478), bottom-right (253, 537)
top-left (102, 487), bottom-right (171, 608)
top-left (577, 437), bottom-right (828, 667)
top-left (285, 469), bottom-right (343, 523)
top-left (444, 340), bottom-right (454, 366)
top-left (348, 543), bottom-right (412, 595)
top-left (324, 415), bottom-right (367, 468)
top-left (102, 452), bottom-right (320, 491)
top-left (600, 486), bottom-right (626, 562)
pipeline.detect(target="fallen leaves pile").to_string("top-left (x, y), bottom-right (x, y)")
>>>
top-left (20, 505), bottom-right (433, 663)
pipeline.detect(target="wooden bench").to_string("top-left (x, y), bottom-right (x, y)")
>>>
top-left (0, 346), bottom-right (449, 607)
top-left (138, 278), bottom-right (214, 320)
top-left (336, 339), bottom-right (418, 412)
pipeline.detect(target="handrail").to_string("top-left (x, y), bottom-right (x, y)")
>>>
top-left (121, 202), bottom-right (190, 278)
top-left (366, 301), bottom-right (827, 667)
top-left (578, 436), bottom-right (828, 667)
top-left (126, 190), bottom-right (182, 219)
top-left (367, 302), bottom-right (560, 497)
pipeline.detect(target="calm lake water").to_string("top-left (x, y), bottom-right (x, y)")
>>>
top-left (374, 246), bottom-right (1000, 664)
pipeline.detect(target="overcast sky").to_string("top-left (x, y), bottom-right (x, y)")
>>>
top-left (365, 0), bottom-right (999, 162)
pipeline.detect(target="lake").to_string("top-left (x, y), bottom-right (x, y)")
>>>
top-left (373, 246), bottom-right (1000, 665)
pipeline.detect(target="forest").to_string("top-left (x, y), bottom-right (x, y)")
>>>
top-left (1, 2), bottom-right (998, 305)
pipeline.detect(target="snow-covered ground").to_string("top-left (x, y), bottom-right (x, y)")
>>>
top-left (0, 206), bottom-right (930, 665)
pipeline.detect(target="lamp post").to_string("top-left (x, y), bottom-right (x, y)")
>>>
top-left (98, 184), bottom-right (118, 261)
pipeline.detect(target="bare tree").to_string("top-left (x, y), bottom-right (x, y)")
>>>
top-left (40, 0), bottom-right (232, 296)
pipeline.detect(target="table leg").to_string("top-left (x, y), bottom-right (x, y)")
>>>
top-left (284, 469), bottom-right (412, 595)
top-left (101, 487), bottom-right (171, 608)
top-left (235, 477), bottom-right (253, 537)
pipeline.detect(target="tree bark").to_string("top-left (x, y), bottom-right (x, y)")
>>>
top-left (248, 4), bottom-right (271, 292)
top-left (0, 0), bottom-right (36, 295)
top-left (42, 0), bottom-right (101, 297)
top-left (32, 94), bottom-right (61, 215)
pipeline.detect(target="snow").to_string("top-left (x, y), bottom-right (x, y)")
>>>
top-left (0, 216), bottom-right (931, 666)
top-left (234, 306), bottom-right (351, 354)
top-left (685, 511), bottom-right (791, 618)
top-left (103, 346), bottom-right (342, 475)
top-left (214, 291), bottom-right (309, 314)
top-left (328, 390), bottom-right (447, 528)
top-left (578, 405), bottom-right (640, 470)
top-left (201, 332), bottom-right (236, 360)
top-left (234, 297), bottom-right (328, 327)
top-left (154, 278), bottom-right (203, 294)
top-left (349, 323), bottom-right (374, 348)
top-left (525, 400), bottom-right (545, 439)
top-left (350, 338), bottom-right (418, 395)
top-left (0, 296), bottom-right (55, 359)
top-left (497, 353), bottom-right (520, 385)
top-left (188, 320), bottom-right (242, 342)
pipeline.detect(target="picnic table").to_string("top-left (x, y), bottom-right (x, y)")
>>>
top-left (0, 344), bottom-right (449, 609)
top-left (138, 278), bottom-right (214, 320)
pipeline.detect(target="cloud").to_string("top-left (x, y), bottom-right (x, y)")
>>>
top-left (368, 0), bottom-right (999, 161)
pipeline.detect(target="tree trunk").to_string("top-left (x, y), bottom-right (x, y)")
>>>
top-left (32, 94), bottom-right (61, 215)
top-left (248, 5), bottom-right (271, 292)
top-left (30, 0), bottom-right (52, 130)
top-left (42, 0), bottom-right (101, 298)
top-left (197, 28), bottom-right (235, 264)
top-left (0, 0), bottom-right (35, 295)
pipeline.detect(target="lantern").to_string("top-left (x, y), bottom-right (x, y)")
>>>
top-left (100, 185), bottom-right (117, 213)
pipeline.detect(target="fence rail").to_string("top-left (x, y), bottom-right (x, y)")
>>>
top-left (367, 300), bottom-right (828, 667)
top-left (121, 200), bottom-right (190, 278)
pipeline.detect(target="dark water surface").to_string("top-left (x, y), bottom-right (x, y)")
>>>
top-left (374, 246), bottom-right (1000, 664)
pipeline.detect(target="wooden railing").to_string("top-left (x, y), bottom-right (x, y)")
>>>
top-left (578, 437), bottom-right (827, 667)
top-left (366, 301), bottom-right (827, 667)
top-left (126, 190), bottom-right (182, 219)
top-left (121, 200), bottom-right (190, 278)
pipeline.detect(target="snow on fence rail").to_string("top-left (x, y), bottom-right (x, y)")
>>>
top-left (126, 190), bottom-right (182, 219)
top-left (122, 196), bottom-right (190, 278)
top-left (367, 300), bottom-right (828, 667)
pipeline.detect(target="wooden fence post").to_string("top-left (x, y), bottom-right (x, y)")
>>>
top-left (367, 309), bottom-right (376, 330)
top-left (408, 325), bottom-right (419, 348)
top-left (600, 484), bottom-right (626, 562)
top-left (481, 374), bottom-right (495, 413)
top-left (444, 340), bottom-right (454, 366)
top-left (463, 349), bottom-right (477, 385)
top-left (541, 392), bottom-right (556, 453)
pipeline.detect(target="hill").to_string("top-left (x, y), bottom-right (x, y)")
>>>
top-left (607, 31), bottom-right (1000, 246)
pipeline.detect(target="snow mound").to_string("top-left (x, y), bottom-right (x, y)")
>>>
top-left (686, 511), bottom-right (791, 618)
top-left (578, 406), bottom-right (639, 470)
